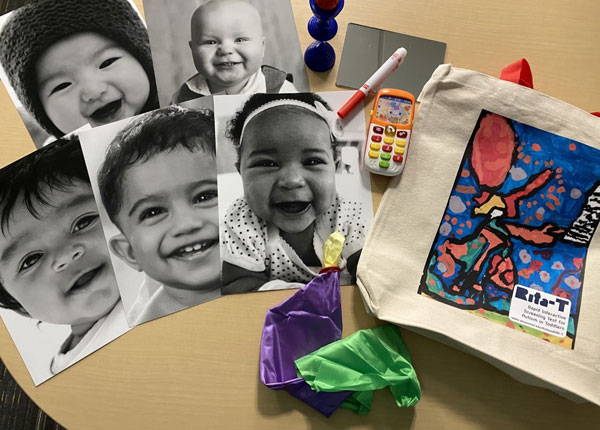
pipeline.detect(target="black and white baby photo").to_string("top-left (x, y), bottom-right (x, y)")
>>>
top-left (215, 91), bottom-right (373, 294)
top-left (0, 138), bottom-right (130, 385)
top-left (143, 0), bottom-right (309, 105)
top-left (79, 98), bottom-right (222, 327)
top-left (0, 0), bottom-right (158, 148)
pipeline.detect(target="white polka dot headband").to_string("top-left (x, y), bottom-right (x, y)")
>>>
top-left (239, 98), bottom-right (344, 143)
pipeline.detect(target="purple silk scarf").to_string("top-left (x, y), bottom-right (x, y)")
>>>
top-left (259, 271), bottom-right (353, 417)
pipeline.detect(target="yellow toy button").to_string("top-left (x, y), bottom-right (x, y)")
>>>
top-left (394, 147), bottom-right (405, 154)
top-left (370, 143), bottom-right (381, 151)
top-left (396, 139), bottom-right (406, 147)
top-left (385, 125), bottom-right (396, 136)
top-left (384, 137), bottom-right (394, 144)
top-left (369, 150), bottom-right (380, 159)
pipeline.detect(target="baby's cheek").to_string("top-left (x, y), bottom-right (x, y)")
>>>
top-left (243, 177), bottom-right (266, 201)
top-left (44, 96), bottom-right (85, 135)
top-left (314, 176), bottom-right (336, 211)
top-left (207, 205), bottom-right (220, 226)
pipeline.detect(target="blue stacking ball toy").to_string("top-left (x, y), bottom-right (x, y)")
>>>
top-left (304, 0), bottom-right (345, 72)
top-left (304, 40), bottom-right (336, 72)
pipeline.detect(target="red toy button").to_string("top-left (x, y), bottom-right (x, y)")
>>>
top-left (393, 155), bottom-right (403, 163)
top-left (371, 135), bottom-right (382, 142)
top-left (373, 126), bottom-right (384, 134)
top-left (397, 131), bottom-right (408, 138)
top-left (382, 145), bottom-right (393, 152)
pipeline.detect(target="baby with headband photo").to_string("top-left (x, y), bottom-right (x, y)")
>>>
top-left (217, 92), bottom-right (373, 293)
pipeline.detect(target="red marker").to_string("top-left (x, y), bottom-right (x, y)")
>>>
top-left (337, 47), bottom-right (408, 119)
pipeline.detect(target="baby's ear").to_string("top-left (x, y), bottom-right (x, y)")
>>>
top-left (109, 234), bottom-right (142, 272)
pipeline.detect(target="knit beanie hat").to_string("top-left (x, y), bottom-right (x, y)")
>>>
top-left (0, 0), bottom-right (159, 137)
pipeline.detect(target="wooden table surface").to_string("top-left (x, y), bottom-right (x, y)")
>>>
top-left (1, 0), bottom-right (600, 428)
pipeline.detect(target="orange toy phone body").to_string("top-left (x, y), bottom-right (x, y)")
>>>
top-left (364, 88), bottom-right (415, 176)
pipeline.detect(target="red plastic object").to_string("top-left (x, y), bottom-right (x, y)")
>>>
top-left (337, 90), bottom-right (365, 119)
top-left (501, 60), bottom-right (598, 115)
top-left (501, 60), bottom-right (599, 118)
top-left (500, 58), bottom-right (534, 89)
top-left (315, 0), bottom-right (339, 10)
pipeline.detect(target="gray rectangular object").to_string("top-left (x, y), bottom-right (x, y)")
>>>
top-left (336, 23), bottom-right (447, 97)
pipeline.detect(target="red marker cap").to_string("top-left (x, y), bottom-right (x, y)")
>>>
top-left (337, 91), bottom-right (366, 119)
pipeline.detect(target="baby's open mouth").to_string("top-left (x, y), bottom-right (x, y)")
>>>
top-left (89, 99), bottom-right (122, 123)
top-left (170, 239), bottom-right (217, 259)
top-left (273, 201), bottom-right (312, 214)
top-left (67, 265), bottom-right (104, 296)
top-left (216, 61), bottom-right (240, 68)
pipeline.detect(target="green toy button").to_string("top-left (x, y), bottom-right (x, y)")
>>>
top-left (379, 160), bottom-right (390, 168)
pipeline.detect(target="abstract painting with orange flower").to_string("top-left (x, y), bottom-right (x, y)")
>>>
top-left (419, 110), bottom-right (600, 349)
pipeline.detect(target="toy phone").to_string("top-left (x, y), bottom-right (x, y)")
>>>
top-left (363, 88), bottom-right (415, 176)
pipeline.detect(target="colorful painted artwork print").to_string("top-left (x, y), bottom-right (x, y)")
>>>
top-left (419, 110), bottom-right (600, 349)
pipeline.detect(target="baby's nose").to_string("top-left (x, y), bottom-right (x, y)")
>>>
top-left (171, 207), bottom-right (205, 236)
top-left (277, 168), bottom-right (307, 189)
top-left (217, 40), bottom-right (235, 55)
top-left (80, 77), bottom-right (108, 102)
top-left (52, 244), bottom-right (85, 272)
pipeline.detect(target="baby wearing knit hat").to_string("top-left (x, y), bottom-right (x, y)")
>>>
top-left (0, 0), bottom-right (159, 138)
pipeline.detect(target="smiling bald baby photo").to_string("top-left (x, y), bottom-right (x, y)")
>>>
top-left (171, 0), bottom-right (298, 103)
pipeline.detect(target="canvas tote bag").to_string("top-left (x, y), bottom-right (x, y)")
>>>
top-left (357, 63), bottom-right (600, 405)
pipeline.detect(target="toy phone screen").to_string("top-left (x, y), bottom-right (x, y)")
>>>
top-left (374, 96), bottom-right (413, 125)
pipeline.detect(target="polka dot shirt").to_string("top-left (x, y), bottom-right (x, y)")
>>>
top-left (222, 195), bottom-right (366, 285)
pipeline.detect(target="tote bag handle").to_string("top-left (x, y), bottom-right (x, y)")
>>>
top-left (501, 58), bottom-right (599, 117)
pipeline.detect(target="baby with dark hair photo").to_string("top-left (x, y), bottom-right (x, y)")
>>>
top-left (82, 104), bottom-right (221, 326)
top-left (0, 0), bottom-right (159, 146)
top-left (217, 92), bottom-right (373, 293)
top-left (0, 138), bottom-right (129, 384)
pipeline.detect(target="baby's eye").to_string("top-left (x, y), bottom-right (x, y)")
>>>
top-left (139, 207), bottom-right (166, 222)
top-left (72, 213), bottom-right (99, 233)
top-left (99, 57), bottom-right (120, 69)
top-left (234, 37), bottom-right (250, 43)
top-left (50, 82), bottom-right (71, 95)
top-left (304, 157), bottom-right (327, 166)
top-left (251, 160), bottom-right (278, 168)
top-left (194, 190), bottom-right (218, 205)
top-left (201, 39), bottom-right (217, 46)
top-left (19, 253), bottom-right (43, 272)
